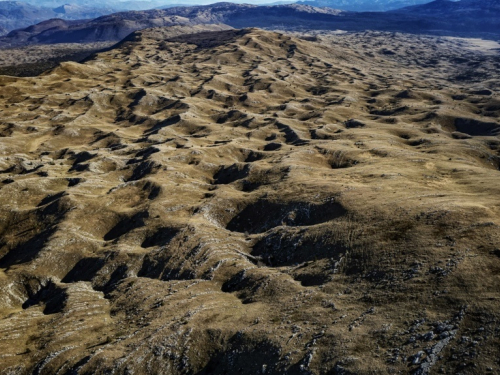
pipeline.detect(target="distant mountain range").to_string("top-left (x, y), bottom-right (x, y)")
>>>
top-left (393, 0), bottom-right (500, 34)
top-left (0, 0), bottom-right (216, 36)
top-left (0, 2), bottom-right (344, 45)
top-left (394, 0), bottom-right (500, 16)
top-left (0, 0), bottom-right (173, 10)
top-left (0, 1), bottom-right (117, 34)
top-left (297, 0), bottom-right (432, 11)
top-left (0, 0), bottom-right (499, 45)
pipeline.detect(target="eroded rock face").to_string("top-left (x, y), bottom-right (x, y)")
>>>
top-left (0, 26), bottom-right (499, 374)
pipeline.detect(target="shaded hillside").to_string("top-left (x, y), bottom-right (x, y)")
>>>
top-left (0, 25), bottom-right (499, 374)
top-left (0, 41), bottom-right (116, 77)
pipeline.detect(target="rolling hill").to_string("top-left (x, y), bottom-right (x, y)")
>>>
top-left (0, 24), bottom-right (499, 374)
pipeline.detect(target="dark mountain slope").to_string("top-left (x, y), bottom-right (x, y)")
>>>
top-left (395, 0), bottom-right (500, 16)
top-left (392, 0), bottom-right (500, 34)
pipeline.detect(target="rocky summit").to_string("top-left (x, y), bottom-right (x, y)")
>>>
top-left (0, 26), bottom-right (500, 374)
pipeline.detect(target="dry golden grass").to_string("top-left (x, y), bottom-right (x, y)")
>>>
top-left (0, 26), bottom-right (499, 374)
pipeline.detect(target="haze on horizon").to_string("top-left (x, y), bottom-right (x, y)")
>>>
top-left (0, 0), bottom-right (437, 9)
